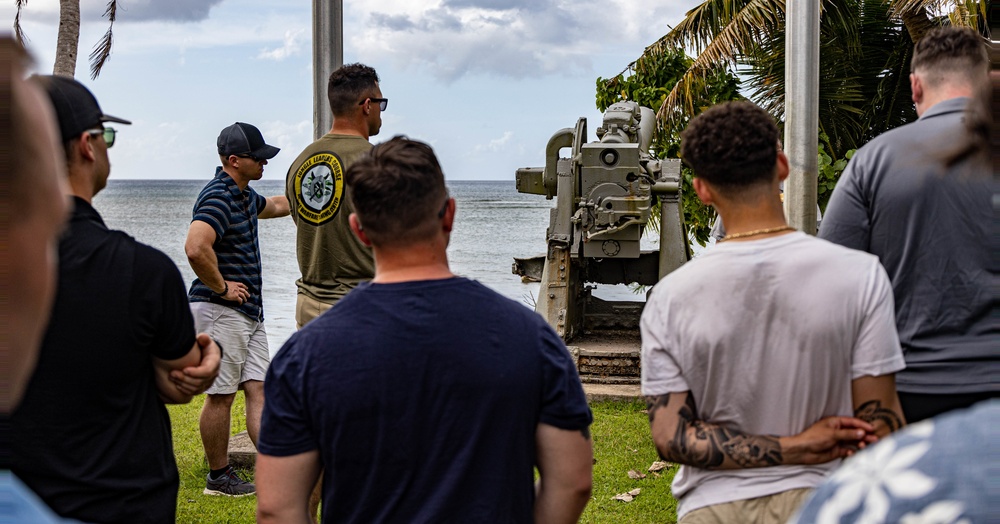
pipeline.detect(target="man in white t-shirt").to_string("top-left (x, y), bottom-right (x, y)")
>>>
top-left (641, 101), bottom-right (906, 524)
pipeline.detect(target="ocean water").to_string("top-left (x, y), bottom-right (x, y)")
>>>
top-left (94, 179), bottom-right (644, 353)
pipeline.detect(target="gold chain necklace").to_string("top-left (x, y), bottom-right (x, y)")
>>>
top-left (720, 225), bottom-right (796, 242)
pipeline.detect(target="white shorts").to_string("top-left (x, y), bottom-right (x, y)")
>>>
top-left (190, 301), bottom-right (269, 395)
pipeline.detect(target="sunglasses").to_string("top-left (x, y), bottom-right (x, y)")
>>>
top-left (86, 127), bottom-right (117, 148)
top-left (236, 154), bottom-right (264, 163)
top-left (359, 97), bottom-right (389, 111)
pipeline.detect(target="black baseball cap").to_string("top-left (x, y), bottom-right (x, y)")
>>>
top-left (217, 122), bottom-right (280, 160)
top-left (32, 74), bottom-right (131, 143)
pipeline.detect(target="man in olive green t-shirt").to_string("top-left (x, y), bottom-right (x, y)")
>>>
top-left (285, 63), bottom-right (386, 328)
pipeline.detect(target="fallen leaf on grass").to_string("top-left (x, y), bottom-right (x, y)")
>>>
top-left (627, 469), bottom-right (647, 480)
top-left (648, 460), bottom-right (669, 472)
top-left (652, 472), bottom-right (661, 478)
top-left (613, 488), bottom-right (642, 502)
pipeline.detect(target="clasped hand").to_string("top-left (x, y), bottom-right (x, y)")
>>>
top-left (783, 416), bottom-right (878, 465)
top-left (168, 333), bottom-right (222, 396)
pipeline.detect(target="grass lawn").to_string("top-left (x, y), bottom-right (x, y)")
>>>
top-left (169, 397), bottom-right (678, 523)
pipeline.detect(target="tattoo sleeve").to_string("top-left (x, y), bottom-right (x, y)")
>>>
top-left (649, 393), bottom-right (783, 470)
top-left (854, 400), bottom-right (903, 432)
top-left (645, 394), bottom-right (670, 423)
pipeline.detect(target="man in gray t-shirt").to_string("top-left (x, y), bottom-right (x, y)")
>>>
top-left (643, 101), bottom-right (905, 524)
top-left (820, 27), bottom-right (998, 423)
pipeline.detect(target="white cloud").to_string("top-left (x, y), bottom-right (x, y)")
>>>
top-left (257, 29), bottom-right (306, 61)
top-left (113, 121), bottom-right (194, 165)
top-left (259, 119), bottom-right (313, 159)
top-left (3, 0), bottom-right (703, 184)
top-left (4, 0), bottom-right (225, 24)
top-left (473, 131), bottom-right (514, 153)
top-left (347, 0), bottom-right (691, 82)
top-left (113, 0), bottom-right (225, 23)
top-left (6, 3), bottom-right (309, 58)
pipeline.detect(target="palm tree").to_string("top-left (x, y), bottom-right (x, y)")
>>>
top-left (596, 0), bottom-right (985, 243)
top-left (596, 46), bottom-right (742, 245)
top-left (14, 0), bottom-right (119, 79)
top-left (645, 0), bottom-right (985, 160)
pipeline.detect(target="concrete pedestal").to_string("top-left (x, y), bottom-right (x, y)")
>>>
top-left (227, 431), bottom-right (257, 471)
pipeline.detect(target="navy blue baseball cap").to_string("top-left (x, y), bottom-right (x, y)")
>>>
top-left (33, 74), bottom-right (131, 143)
top-left (217, 122), bottom-right (280, 160)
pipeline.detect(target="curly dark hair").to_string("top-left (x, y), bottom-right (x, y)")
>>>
top-left (327, 63), bottom-right (380, 117)
top-left (345, 136), bottom-right (449, 247)
top-left (679, 101), bottom-right (779, 192)
top-left (910, 26), bottom-right (987, 86)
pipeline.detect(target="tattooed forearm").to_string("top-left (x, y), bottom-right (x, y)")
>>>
top-left (720, 434), bottom-right (782, 468)
top-left (675, 418), bottom-right (726, 468)
top-left (645, 394), bottom-right (670, 423)
top-left (855, 400), bottom-right (903, 432)
top-left (654, 394), bottom-right (783, 469)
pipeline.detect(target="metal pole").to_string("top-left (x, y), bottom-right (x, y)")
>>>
top-left (313, 0), bottom-right (343, 140)
top-left (783, 0), bottom-right (820, 234)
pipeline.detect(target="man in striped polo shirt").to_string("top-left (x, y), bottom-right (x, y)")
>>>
top-left (185, 122), bottom-right (290, 497)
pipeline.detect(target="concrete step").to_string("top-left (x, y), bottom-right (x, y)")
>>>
top-left (569, 331), bottom-right (641, 385)
top-left (583, 382), bottom-right (641, 402)
top-left (227, 431), bottom-right (257, 471)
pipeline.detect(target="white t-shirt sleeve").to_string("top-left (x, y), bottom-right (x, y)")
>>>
top-left (640, 287), bottom-right (690, 395)
top-left (851, 258), bottom-right (906, 378)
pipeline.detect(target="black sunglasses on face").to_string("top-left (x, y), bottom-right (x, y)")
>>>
top-left (86, 127), bottom-right (117, 148)
top-left (236, 154), bottom-right (263, 163)
top-left (359, 97), bottom-right (388, 111)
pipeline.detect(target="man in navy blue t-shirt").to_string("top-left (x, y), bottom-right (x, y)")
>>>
top-left (257, 136), bottom-right (594, 523)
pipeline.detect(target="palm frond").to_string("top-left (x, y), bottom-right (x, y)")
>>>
top-left (946, 0), bottom-right (986, 28)
top-left (88, 0), bottom-right (117, 79)
top-left (14, 0), bottom-right (29, 46)
top-left (655, 0), bottom-right (787, 123)
top-left (888, 0), bottom-right (985, 27)
top-left (861, 27), bottom-right (916, 141)
top-left (650, 0), bottom-right (786, 56)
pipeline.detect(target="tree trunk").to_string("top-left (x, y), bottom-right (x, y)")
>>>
top-left (899, 4), bottom-right (935, 44)
top-left (53, 0), bottom-right (80, 77)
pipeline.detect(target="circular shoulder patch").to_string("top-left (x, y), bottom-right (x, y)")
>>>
top-left (292, 152), bottom-right (345, 225)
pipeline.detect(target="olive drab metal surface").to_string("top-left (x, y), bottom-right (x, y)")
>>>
top-left (513, 102), bottom-right (689, 384)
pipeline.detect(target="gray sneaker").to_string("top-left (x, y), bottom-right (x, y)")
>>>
top-left (203, 466), bottom-right (256, 497)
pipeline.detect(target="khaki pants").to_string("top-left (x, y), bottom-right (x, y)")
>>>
top-left (295, 293), bottom-right (336, 329)
top-left (679, 488), bottom-right (813, 524)
top-left (296, 292), bottom-right (339, 522)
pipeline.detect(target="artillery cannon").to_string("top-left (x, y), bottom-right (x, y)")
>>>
top-left (513, 102), bottom-right (690, 384)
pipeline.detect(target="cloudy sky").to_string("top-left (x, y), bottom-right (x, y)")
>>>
top-left (4, 0), bottom-right (699, 181)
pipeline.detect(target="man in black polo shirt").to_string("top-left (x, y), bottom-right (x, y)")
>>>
top-left (185, 122), bottom-right (289, 497)
top-left (11, 76), bottom-right (221, 524)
